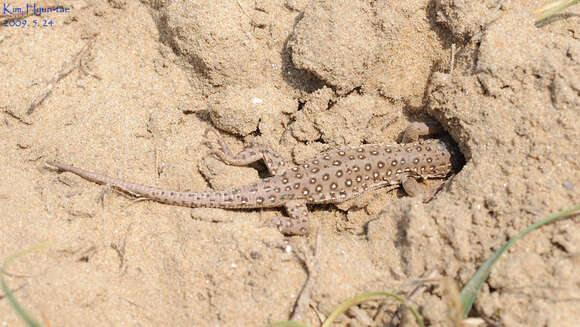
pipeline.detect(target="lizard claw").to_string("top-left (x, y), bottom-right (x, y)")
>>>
top-left (270, 216), bottom-right (310, 236)
top-left (203, 127), bottom-right (220, 139)
top-left (203, 127), bottom-right (234, 161)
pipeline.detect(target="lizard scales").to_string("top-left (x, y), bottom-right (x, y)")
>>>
top-left (48, 127), bottom-right (457, 235)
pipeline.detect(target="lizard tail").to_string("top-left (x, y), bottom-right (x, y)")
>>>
top-left (46, 161), bottom-right (254, 208)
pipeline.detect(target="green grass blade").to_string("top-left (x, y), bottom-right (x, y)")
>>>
top-left (1, 242), bottom-right (52, 327)
top-left (321, 291), bottom-right (424, 327)
top-left (267, 290), bottom-right (425, 327)
top-left (535, 0), bottom-right (580, 21)
top-left (265, 321), bottom-right (310, 327)
top-left (459, 205), bottom-right (580, 317)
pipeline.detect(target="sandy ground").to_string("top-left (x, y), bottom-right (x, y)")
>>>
top-left (0, 0), bottom-right (579, 326)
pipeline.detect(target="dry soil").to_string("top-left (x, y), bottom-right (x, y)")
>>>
top-left (0, 0), bottom-right (579, 326)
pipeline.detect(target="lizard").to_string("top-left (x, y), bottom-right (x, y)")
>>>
top-left (46, 122), bottom-right (460, 236)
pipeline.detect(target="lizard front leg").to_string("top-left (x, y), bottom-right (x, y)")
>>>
top-left (402, 121), bottom-right (442, 143)
top-left (402, 176), bottom-right (447, 203)
top-left (270, 200), bottom-right (310, 236)
top-left (203, 128), bottom-right (287, 176)
top-left (400, 120), bottom-right (450, 203)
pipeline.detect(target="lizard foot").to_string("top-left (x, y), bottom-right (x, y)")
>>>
top-left (270, 216), bottom-right (310, 236)
top-left (202, 127), bottom-right (287, 176)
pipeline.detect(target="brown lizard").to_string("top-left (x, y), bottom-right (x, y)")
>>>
top-left (47, 123), bottom-right (460, 236)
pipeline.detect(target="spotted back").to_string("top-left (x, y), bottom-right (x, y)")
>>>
top-left (244, 138), bottom-right (455, 206)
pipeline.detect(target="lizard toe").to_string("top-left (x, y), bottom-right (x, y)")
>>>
top-left (270, 216), bottom-right (310, 236)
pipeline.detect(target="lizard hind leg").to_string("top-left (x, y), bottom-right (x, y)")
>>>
top-left (203, 127), bottom-right (287, 176)
top-left (270, 200), bottom-right (310, 236)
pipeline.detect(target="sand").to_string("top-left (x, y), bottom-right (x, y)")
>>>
top-left (0, 0), bottom-right (578, 326)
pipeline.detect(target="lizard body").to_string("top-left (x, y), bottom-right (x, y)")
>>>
top-left (48, 125), bottom-right (459, 235)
